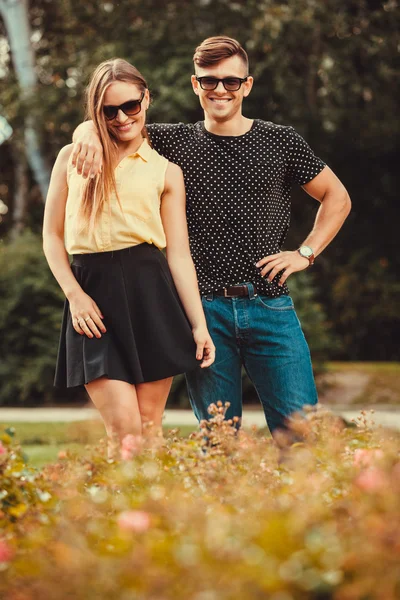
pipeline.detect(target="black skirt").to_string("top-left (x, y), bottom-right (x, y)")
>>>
top-left (55, 243), bottom-right (200, 387)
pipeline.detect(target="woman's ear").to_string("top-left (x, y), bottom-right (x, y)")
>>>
top-left (145, 88), bottom-right (151, 110)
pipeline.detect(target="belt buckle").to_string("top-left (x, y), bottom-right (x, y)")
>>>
top-left (242, 284), bottom-right (257, 298)
top-left (221, 285), bottom-right (255, 298)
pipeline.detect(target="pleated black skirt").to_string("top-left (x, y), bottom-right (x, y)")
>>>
top-left (54, 243), bottom-right (200, 388)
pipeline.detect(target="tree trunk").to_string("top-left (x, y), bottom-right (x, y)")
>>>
top-left (0, 0), bottom-right (50, 202)
top-left (10, 140), bottom-right (29, 238)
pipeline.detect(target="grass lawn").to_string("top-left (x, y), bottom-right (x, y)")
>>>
top-left (21, 442), bottom-right (87, 466)
top-left (2, 421), bottom-right (196, 468)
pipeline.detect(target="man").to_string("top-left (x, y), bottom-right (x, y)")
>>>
top-left (72, 36), bottom-right (351, 434)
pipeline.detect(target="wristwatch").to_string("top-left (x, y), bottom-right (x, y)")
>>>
top-left (298, 245), bottom-right (315, 266)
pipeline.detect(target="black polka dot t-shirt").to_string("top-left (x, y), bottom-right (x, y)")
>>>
top-left (147, 119), bottom-right (326, 297)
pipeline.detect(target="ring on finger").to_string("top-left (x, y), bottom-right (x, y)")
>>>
top-left (84, 316), bottom-right (91, 322)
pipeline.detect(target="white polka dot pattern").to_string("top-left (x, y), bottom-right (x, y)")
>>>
top-left (147, 120), bottom-right (326, 297)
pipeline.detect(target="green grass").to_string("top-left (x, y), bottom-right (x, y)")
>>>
top-left (21, 443), bottom-right (86, 466)
top-left (3, 421), bottom-right (105, 445)
top-left (2, 421), bottom-right (197, 468)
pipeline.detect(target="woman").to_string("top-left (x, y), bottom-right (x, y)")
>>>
top-left (43, 58), bottom-right (215, 455)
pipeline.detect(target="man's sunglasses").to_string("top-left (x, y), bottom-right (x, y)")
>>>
top-left (103, 92), bottom-right (145, 121)
top-left (195, 76), bottom-right (248, 92)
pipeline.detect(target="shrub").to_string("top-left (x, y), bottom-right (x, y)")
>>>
top-left (0, 230), bottom-right (78, 406)
top-left (0, 408), bottom-right (399, 599)
top-left (0, 428), bottom-right (56, 533)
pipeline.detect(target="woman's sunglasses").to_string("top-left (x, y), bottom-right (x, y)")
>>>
top-left (103, 92), bottom-right (145, 121)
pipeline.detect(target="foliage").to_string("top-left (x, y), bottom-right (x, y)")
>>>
top-left (289, 271), bottom-right (339, 365)
top-left (0, 230), bottom-right (69, 405)
top-left (0, 407), bottom-right (400, 598)
top-left (330, 254), bottom-right (400, 360)
top-left (0, 427), bottom-right (56, 534)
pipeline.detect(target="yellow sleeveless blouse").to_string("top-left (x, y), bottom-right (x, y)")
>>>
top-left (64, 139), bottom-right (168, 254)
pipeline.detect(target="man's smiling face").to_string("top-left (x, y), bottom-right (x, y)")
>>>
top-left (191, 55), bottom-right (253, 123)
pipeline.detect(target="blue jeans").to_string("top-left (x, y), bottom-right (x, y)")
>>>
top-left (186, 283), bottom-right (317, 433)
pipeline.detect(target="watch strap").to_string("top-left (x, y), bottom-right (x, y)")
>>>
top-left (298, 246), bottom-right (315, 266)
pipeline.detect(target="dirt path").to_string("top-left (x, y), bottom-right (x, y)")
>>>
top-left (316, 363), bottom-right (400, 408)
top-left (317, 371), bottom-right (370, 405)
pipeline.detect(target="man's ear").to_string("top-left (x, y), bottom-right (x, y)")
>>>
top-left (191, 74), bottom-right (200, 95)
top-left (243, 76), bottom-right (254, 98)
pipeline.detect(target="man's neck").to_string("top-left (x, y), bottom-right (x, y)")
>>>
top-left (204, 114), bottom-right (254, 137)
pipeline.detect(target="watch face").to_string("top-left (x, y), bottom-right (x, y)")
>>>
top-left (299, 246), bottom-right (313, 258)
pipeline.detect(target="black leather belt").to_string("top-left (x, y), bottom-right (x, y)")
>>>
top-left (214, 284), bottom-right (257, 298)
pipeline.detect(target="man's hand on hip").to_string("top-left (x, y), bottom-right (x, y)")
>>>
top-left (71, 122), bottom-right (103, 179)
top-left (256, 251), bottom-right (310, 287)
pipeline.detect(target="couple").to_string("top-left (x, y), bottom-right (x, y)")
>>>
top-left (43, 36), bottom-right (351, 454)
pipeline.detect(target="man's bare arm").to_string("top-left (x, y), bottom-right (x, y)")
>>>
top-left (71, 120), bottom-right (103, 178)
top-left (256, 166), bottom-right (351, 286)
top-left (300, 166), bottom-right (352, 256)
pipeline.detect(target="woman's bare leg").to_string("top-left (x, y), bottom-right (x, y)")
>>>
top-left (136, 377), bottom-right (173, 442)
top-left (85, 377), bottom-right (142, 457)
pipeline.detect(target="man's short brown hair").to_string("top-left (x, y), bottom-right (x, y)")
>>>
top-left (193, 36), bottom-right (249, 74)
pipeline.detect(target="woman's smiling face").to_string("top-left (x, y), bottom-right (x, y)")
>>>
top-left (103, 81), bottom-right (149, 143)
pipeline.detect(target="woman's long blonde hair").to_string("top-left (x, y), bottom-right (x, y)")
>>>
top-left (79, 59), bottom-right (149, 234)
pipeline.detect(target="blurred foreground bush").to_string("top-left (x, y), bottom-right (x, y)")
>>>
top-left (0, 231), bottom-right (335, 406)
top-left (0, 407), bottom-right (400, 599)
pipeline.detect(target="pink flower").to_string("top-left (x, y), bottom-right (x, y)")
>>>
top-left (355, 467), bottom-right (388, 492)
top-left (353, 448), bottom-right (384, 468)
top-left (120, 434), bottom-right (142, 460)
top-left (392, 462), bottom-right (400, 482)
top-left (0, 540), bottom-right (14, 562)
top-left (0, 442), bottom-right (7, 456)
top-left (117, 510), bottom-right (150, 533)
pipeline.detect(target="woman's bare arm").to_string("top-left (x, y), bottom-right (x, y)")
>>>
top-left (161, 162), bottom-right (215, 368)
top-left (42, 145), bottom-right (106, 338)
